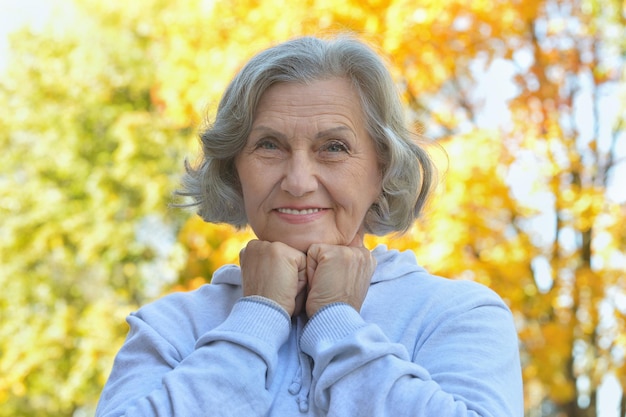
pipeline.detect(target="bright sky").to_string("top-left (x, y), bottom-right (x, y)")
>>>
top-left (0, 0), bottom-right (57, 71)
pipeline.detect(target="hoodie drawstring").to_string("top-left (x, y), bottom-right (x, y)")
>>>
top-left (289, 314), bottom-right (312, 413)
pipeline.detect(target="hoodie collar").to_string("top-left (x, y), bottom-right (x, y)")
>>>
top-left (370, 244), bottom-right (425, 284)
top-left (211, 244), bottom-right (425, 286)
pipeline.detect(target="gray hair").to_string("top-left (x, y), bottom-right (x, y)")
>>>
top-left (177, 35), bottom-right (437, 235)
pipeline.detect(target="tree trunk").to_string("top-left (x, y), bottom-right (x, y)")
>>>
top-left (558, 397), bottom-right (597, 417)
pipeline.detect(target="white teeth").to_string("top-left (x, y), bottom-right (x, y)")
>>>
top-left (277, 208), bottom-right (321, 215)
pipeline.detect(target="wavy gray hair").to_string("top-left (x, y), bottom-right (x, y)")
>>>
top-left (177, 35), bottom-right (437, 235)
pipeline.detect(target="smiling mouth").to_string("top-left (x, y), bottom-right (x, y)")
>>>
top-left (276, 208), bottom-right (323, 215)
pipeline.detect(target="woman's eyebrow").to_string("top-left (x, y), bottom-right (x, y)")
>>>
top-left (250, 125), bottom-right (355, 139)
top-left (249, 126), bottom-right (287, 140)
top-left (315, 126), bottom-right (355, 139)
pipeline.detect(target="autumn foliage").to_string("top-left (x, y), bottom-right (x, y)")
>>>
top-left (1, 0), bottom-right (624, 416)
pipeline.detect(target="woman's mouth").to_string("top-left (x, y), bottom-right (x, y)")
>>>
top-left (276, 208), bottom-right (322, 215)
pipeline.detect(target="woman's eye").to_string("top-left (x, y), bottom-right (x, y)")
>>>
top-left (323, 141), bottom-right (349, 153)
top-left (256, 139), bottom-right (278, 150)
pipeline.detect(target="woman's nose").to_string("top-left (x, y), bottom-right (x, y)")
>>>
top-left (280, 152), bottom-right (318, 197)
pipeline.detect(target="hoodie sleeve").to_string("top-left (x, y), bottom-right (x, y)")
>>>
top-left (95, 296), bottom-right (290, 417)
top-left (300, 286), bottom-right (524, 417)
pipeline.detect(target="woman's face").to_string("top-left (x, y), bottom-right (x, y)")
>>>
top-left (235, 78), bottom-right (382, 252)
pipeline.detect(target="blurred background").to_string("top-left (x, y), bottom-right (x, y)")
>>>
top-left (0, 0), bottom-right (624, 415)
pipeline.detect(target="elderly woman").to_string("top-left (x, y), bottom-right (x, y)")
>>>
top-left (96, 36), bottom-right (523, 416)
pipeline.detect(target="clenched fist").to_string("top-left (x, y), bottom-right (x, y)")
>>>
top-left (239, 240), bottom-right (308, 316)
top-left (305, 238), bottom-right (376, 317)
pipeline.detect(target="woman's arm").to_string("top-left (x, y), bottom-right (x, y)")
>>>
top-left (96, 297), bottom-right (290, 417)
top-left (300, 291), bottom-right (523, 417)
top-left (97, 240), bottom-right (307, 417)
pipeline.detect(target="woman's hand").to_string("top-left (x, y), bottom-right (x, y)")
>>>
top-left (305, 234), bottom-right (376, 318)
top-left (239, 240), bottom-right (308, 316)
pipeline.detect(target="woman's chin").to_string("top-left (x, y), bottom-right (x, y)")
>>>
top-left (273, 237), bottom-right (315, 253)
top-left (268, 234), bottom-right (352, 253)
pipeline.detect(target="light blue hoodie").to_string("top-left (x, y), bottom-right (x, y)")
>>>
top-left (96, 245), bottom-right (523, 416)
